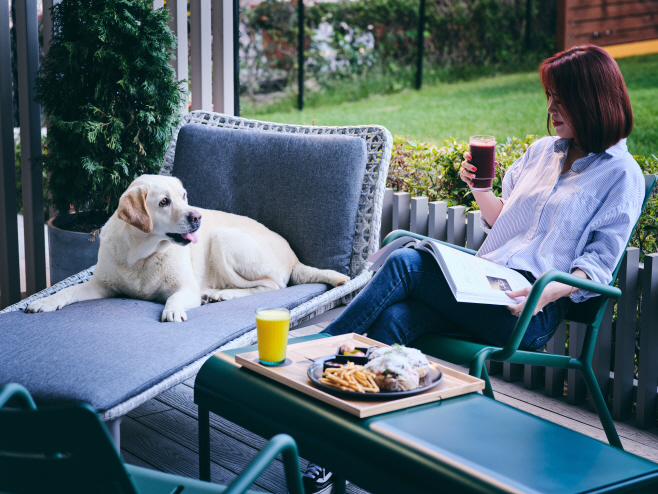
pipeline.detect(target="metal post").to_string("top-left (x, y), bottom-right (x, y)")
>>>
top-left (0, 0), bottom-right (21, 308)
top-left (415, 0), bottom-right (425, 90)
top-left (233, 0), bottom-right (240, 116)
top-left (212, 0), bottom-right (234, 115)
top-left (15, 0), bottom-right (46, 296)
top-left (524, 0), bottom-right (533, 50)
top-left (297, 0), bottom-right (304, 110)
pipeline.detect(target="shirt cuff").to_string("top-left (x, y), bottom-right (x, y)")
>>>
top-left (478, 197), bottom-right (504, 233)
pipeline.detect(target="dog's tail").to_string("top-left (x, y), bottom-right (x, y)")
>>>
top-left (291, 262), bottom-right (350, 287)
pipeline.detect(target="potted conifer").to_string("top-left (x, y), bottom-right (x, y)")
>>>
top-left (35, 0), bottom-right (185, 284)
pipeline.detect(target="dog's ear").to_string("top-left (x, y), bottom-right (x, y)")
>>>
top-left (117, 186), bottom-right (153, 233)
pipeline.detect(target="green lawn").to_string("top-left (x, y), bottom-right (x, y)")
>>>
top-left (244, 54), bottom-right (658, 157)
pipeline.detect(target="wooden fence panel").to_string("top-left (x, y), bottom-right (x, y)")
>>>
top-left (545, 321), bottom-right (567, 397)
top-left (428, 201), bottom-right (447, 241)
top-left (589, 301), bottom-right (614, 412)
top-left (380, 188), bottom-right (393, 242)
top-left (524, 364), bottom-right (544, 390)
top-left (636, 253), bottom-right (658, 428)
top-left (15, 0), bottom-right (46, 296)
top-left (503, 362), bottom-right (524, 383)
top-left (559, 0), bottom-right (658, 49)
top-left (392, 192), bottom-right (411, 231)
top-left (486, 360), bottom-right (503, 376)
top-left (0, 0), bottom-right (21, 308)
top-left (567, 321), bottom-right (587, 404)
top-left (613, 247), bottom-right (640, 421)
top-left (167, 0), bottom-right (189, 113)
top-left (190, 0), bottom-right (213, 111)
top-left (410, 197), bottom-right (428, 236)
top-left (447, 206), bottom-right (466, 246)
top-left (467, 210), bottom-right (486, 251)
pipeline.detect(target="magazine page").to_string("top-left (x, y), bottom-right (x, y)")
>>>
top-left (424, 240), bottom-right (531, 305)
top-left (367, 236), bottom-right (419, 271)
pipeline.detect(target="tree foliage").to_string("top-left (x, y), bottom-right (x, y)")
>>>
top-left (35, 0), bottom-right (185, 224)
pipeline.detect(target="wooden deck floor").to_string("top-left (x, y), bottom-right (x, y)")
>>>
top-left (120, 322), bottom-right (658, 493)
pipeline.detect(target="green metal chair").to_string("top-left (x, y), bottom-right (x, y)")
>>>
top-left (0, 383), bottom-right (305, 494)
top-left (381, 174), bottom-right (656, 451)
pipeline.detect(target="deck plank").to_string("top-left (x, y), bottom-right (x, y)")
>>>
top-left (127, 398), bottom-right (173, 418)
top-left (120, 416), bottom-right (270, 492)
top-left (156, 380), bottom-right (368, 493)
top-left (132, 407), bottom-right (290, 493)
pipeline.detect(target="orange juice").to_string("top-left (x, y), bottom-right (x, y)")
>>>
top-left (256, 308), bottom-right (291, 365)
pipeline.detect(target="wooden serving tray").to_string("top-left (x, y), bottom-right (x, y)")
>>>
top-left (234, 333), bottom-right (485, 418)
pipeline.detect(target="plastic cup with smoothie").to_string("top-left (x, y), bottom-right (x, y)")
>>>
top-left (469, 136), bottom-right (496, 191)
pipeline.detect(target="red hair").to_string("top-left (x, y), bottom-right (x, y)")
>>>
top-left (539, 44), bottom-right (633, 154)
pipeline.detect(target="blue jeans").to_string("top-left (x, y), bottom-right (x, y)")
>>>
top-left (323, 249), bottom-right (570, 350)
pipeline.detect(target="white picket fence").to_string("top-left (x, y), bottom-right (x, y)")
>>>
top-left (381, 189), bottom-right (658, 431)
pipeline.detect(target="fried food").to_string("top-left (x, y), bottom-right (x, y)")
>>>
top-left (319, 362), bottom-right (380, 393)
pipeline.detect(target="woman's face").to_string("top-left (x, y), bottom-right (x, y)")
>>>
top-left (547, 92), bottom-right (575, 140)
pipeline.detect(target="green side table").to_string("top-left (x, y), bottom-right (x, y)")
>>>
top-left (195, 334), bottom-right (658, 494)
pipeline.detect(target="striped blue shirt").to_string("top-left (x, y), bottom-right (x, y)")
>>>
top-left (476, 136), bottom-right (644, 303)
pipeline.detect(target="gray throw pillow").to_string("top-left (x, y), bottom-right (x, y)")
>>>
top-left (171, 124), bottom-right (367, 275)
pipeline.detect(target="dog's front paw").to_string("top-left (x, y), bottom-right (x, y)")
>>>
top-left (161, 308), bottom-right (188, 322)
top-left (25, 298), bottom-right (61, 313)
top-left (332, 274), bottom-right (350, 287)
top-left (204, 289), bottom-right (228, 302)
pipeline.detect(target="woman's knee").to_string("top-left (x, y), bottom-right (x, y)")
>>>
top-left (382, 248), bottom-right (425, 275)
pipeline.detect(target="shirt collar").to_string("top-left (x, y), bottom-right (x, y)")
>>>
top-left (552, 138), bottom-right (627, 173)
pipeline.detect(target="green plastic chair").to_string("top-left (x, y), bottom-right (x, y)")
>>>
top-left (381, 174), bottom-right (656, 451)
top-left (0, 383), bottom-right (305, 494)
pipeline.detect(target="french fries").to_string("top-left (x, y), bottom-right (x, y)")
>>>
top-left (319, 362), bottom-right (380, 393)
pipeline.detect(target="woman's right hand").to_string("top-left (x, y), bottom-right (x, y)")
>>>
top-left (460, 152), bottom-right (476, 187)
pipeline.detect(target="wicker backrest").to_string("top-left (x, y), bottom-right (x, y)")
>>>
top-left (160, 112), bottom-right (393, 279)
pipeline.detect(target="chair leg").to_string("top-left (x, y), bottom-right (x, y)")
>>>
top-left (581, 365), bottom-right (623, 450)
top-left (481, 366), bottom-right (495, 399)
top-left (469, 352), bottom-right (495, 399)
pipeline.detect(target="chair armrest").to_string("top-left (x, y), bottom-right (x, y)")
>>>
top-left (491, 269), bottom-right (621, 361)
top-left (224, 434), bottom-right (304, 494)
top-left (381, 230), bottom-right (478, 255)
top-left (0, 383), bottom-right (37, 410)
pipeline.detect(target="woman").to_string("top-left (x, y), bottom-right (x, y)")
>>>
top-left (324, 45), bottom-right (642, 349)
top-left (301, 44), bottom-right (643, 494)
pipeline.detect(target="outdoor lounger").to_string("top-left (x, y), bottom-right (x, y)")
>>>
top-left (0, 112), bottom-right (393, 446)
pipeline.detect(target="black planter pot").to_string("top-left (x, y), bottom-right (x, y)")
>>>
top-left (47, 216), bottom-right (101, 285)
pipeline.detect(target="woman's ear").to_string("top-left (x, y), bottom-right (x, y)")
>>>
top-left (117, 186), bottom-right (153, 233)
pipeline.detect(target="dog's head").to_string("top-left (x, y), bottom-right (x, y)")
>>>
top-left (117, 175), bottom-right (202, 246)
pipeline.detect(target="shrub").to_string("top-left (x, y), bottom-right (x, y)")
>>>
top-left (241, 0), bottom-right (556, 112)
top-left (388, 136), bottom-right (658, 256)
top-left (35, 0), bottom-right (185, 224)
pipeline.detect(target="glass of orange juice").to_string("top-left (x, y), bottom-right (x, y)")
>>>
top-left (256, 307), bottom-right (291, 366)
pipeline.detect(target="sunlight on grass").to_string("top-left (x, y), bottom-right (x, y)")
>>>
top-left (246, 54), bottom-right (658, 157)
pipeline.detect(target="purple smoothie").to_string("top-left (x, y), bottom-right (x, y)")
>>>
top-left (469, 136), bottom-right (496, 191)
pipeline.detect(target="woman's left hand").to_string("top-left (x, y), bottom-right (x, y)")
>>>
top-left (505, 283), bottom-right (569, 317)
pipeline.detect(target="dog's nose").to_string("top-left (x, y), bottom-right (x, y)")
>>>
top-left (187, 210), bottom-right (202, 225)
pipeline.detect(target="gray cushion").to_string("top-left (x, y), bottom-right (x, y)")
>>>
top-left (172, 124), bottom-right (367, 275)
top-left (0, 283), bottom-right (327, 412)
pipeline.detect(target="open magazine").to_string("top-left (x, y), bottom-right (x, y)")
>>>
top-left (368, 236), bottom-right (532, 305)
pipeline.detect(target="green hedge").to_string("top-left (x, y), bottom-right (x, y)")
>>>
top-left (388, 136), bottom-right (658, 257)
top-left (242, 0), bottom-right (556, 112)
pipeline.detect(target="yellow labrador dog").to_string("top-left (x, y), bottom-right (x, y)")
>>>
top-left (25, 175), bottom-right (349, 322)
